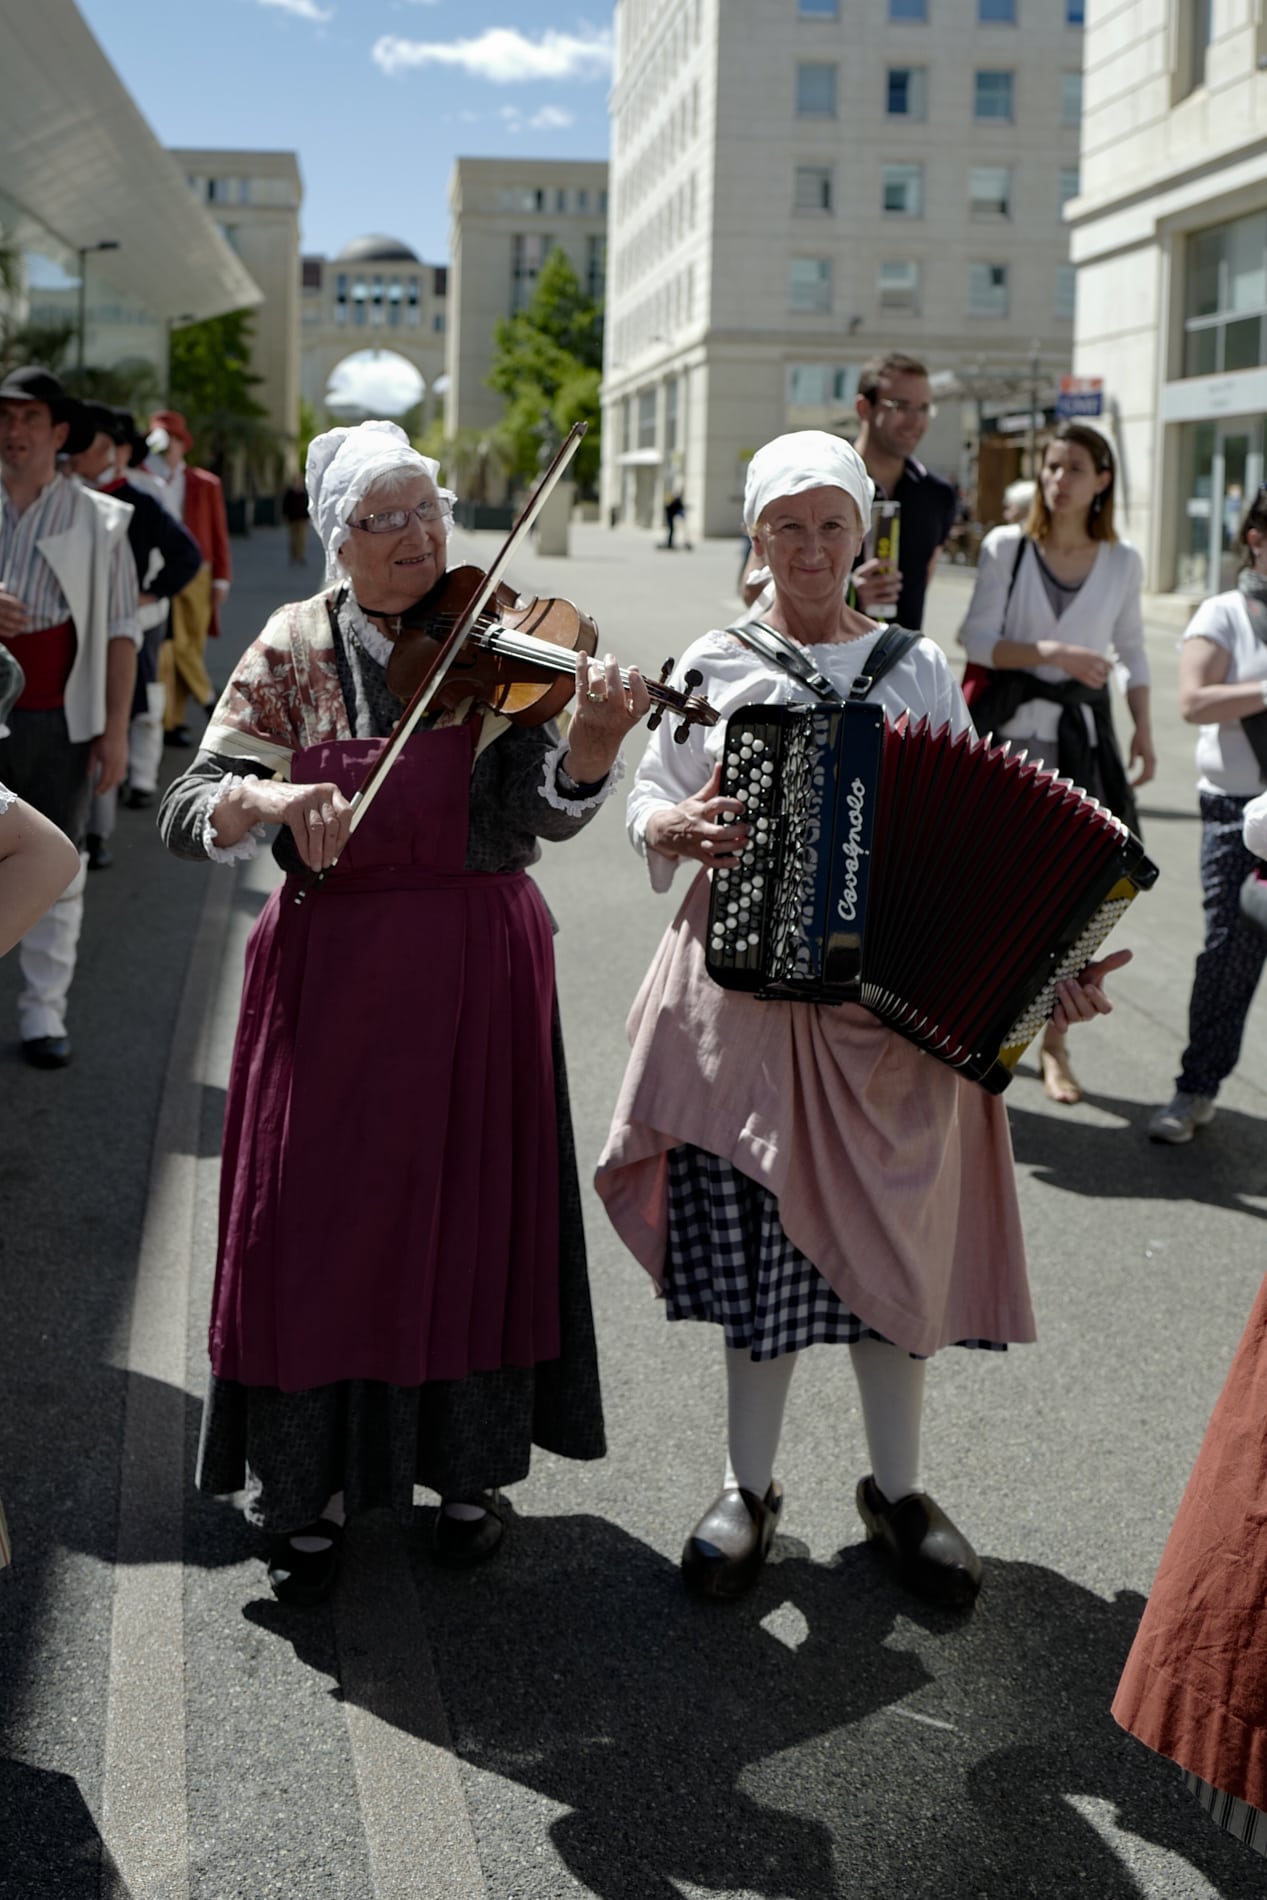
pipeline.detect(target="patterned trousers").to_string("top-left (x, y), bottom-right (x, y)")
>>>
top-left (1177, 791), bottom-right (1267, 1098)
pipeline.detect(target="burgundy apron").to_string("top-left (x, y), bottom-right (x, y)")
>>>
top-left (210, 727), bottom-right (561, 1391)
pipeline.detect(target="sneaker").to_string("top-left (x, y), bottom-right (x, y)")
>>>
top-left (1148, 1092), bottom-right (1216, 1144)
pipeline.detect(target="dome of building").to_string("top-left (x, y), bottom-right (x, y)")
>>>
top-left (334, 234), bottom-right (422, 265)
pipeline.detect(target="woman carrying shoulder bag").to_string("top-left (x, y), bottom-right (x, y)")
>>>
top-left (1147, 487), bottom-right (1267, 1145)
top-left (959, 422), bottom-right (1154, 1105)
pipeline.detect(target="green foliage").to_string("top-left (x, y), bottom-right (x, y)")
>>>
top-left (64, 356), bottom-right (163, 415)
top-left (168, 310), bottom-right (285, 494)
top-left (487, 249), bottom-right (603, 492)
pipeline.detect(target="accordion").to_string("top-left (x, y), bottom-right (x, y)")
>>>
top-left (705, 702), bottom-right (1158, 1093)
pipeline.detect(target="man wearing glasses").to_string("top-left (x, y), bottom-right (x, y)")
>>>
top-left (850, 352), bottom-right (957, 632)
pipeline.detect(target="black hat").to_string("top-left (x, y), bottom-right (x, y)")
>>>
top-left (80, 400), bottom-right (125, 446)
top-left (0, 365), bottom-right (94, 455)
top-left (111, 407), bottom-right (150, 466)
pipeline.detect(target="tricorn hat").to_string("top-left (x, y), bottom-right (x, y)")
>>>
top-left (0, 365), bottom-right (95, 456)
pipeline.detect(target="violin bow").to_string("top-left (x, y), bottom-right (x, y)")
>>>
top-left (296, 420), bottom-right (588, 904)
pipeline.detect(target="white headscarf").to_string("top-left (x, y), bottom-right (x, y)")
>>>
top-left (305, 419), bottom-right (455, 583)
top-left (743, 430), bottom-right (875, 534)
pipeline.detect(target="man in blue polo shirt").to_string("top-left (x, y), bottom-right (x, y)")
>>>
top-left (850, 351), bottom-right (956, 633)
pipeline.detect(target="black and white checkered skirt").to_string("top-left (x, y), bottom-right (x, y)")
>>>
top-left (663, 1145), bottom-right (1006, 1362)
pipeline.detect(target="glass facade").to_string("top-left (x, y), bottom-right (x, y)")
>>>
top-left (1183, 211), bottom-right (1267, 378)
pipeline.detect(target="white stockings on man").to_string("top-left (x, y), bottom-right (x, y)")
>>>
top-left (721, 1336), bottom-right (925, 1504)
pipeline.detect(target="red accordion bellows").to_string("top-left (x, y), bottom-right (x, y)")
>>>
top-left (706, 704), bottom-right (1158, 1092)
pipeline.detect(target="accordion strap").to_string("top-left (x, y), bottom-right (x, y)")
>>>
top-left (726, 619), bottom-right (920, 705)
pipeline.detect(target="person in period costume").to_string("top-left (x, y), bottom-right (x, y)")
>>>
top-left (0, 725), bottom-right (81, 1570)
top-left (958, 421), bottom-right (1154, 1107)
top-left (0, 366), bottom-right (140, 1068)
top-left (158, 419), bottom-right (649, 1606)
top-left (145, 408), bottom-right (231, 748)
top-left (1146, 488), bottom-right (1267, 1144)
top-left (596, 430), bottom-right (1124, 1609)
top-left (68, 404), bottom-right (202, 861)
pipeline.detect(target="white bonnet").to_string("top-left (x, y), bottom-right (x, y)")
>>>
top-left (743, 430), bottom-right (875, 533)
top-left (305, 419), bottom-right (454, 583)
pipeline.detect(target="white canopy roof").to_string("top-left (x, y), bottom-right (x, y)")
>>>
top-left (0, 0), bottom-right (261, 322)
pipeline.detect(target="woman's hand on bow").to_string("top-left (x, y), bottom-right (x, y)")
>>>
top-left (213, 778), bottom-right (354, 872)
top-left (561, 651), bottom-right (651, 785)
top-left (644, 762), bottom-right (749, 868)
top-left (1049, 947), bottom-right (1132, 1033)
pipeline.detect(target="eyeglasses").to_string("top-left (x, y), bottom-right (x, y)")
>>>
top-left (873, 397), bottom-right (937, 420)
top-left (350, 498), bottom-right (453, 535)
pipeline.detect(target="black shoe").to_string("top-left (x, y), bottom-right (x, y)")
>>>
top-left (431, 1492), bottom-right (505, 1568)
top-left (22, 1035), bottom-right (71, 1069)
top-left (123, 786), bottom-right (156, 811)
top-left (85, 834), bottom-right (113, 871)
top-left (266, 1518), bottom-right (343, 1606)
top-left (164, 726), bottom-right (192, 749)
top-left (681, 1481), bottom-right (782, 1599)
top-left (855, 1475), bottom-right (982, 1609)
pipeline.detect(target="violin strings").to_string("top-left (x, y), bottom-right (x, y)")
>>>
top-left (402, 618), bottom-right (690, 704)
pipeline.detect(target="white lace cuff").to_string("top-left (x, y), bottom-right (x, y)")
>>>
top-left (203, 774), bottom-right (267, 864)
top-left (538, 737), bottom-right (627, 814)
top-left (0, 781), bottom-right (14, 815)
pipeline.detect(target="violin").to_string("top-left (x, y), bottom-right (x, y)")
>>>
top-left (384, 564), bottom-right (717, 742)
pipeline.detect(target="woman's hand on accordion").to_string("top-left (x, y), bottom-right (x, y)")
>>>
top-left (1049, 948), bottom-right (1133, 1034)
top-left (644, 763), bottom-right (749, 868)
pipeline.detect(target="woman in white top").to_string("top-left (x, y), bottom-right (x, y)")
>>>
top-left (959, 423), bottom-right (1154, 1105)
top-left (597, 431), bottom-right (1123, 1612)
top-left (1148, 488), bottom-right (1267, 1144)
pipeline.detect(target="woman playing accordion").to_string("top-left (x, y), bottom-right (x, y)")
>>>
top-left (596, 431), bottom-right (1124, 1609)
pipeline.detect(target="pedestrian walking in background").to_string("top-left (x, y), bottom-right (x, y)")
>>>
top-left (68, 404), bottom-right (202, 862)
top-left (597, 430), bottom-right (1127, 1612)
top-left (159, 418), bottom-right (649, 1607)
top-left (1148, 486), bottom-right (1267, 1144)
top-left (145, 409), bottom-right (231, 749)
top-left (848, 351), bottom-right (957, 633)
top-left (281, 473), bottom-right (310, 566)
top-left (662, 486), bottom-right (689, 550)
top-left (0, 366), bottom-right (139, 1068)
top-left (958, 422), bottom-right (1154, 1106)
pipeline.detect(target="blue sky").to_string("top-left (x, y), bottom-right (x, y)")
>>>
top-left (76, 2), bottom-right (614, 264)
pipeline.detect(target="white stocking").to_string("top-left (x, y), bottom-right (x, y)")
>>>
top-left (849, 1337), bottom-right (925, 1504)
top-left (721, 1346), bottom-right (798, 1496)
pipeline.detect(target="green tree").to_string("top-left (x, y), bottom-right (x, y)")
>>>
top-left (168, 310), bottom-right (285, 496)
top-left (487, 249), bottom-right (603, 491)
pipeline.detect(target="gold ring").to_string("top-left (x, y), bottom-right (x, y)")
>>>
top-left (587, 690), bottom-right (606, 703)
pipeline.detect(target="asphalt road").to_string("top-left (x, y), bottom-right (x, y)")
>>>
top-left (1, 518), bottom-right (1265, 1900)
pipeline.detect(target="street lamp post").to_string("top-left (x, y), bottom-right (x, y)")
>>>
top-left (75, 240), bottom-right (120, 376)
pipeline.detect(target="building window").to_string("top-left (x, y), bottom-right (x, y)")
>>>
top-left (797, 62), bottom-right (838, 116)
top-left (598, 187), bottom-right (608, 214)
top-left (882, 164), bottom-right (923, 217)
top-left (878, 260), bottom-right (920, 312)
top-left (587, 233), bottom-right (606, 302)
top-left (510, 233), bottom-right (555, 313)
top-left (969, 165), bottom-right (1012, 219)
top-left (1183, 211), bottom-right (1267, 377)
top-left (1055, 264), bottom-right (1077, 319)
top-left (433, 266), bottom-right (448, 297)
top-left (637, 388), bottom-right (656, 449)
top-left (799, 0), bottom-right (838, 13)
top-left (968, 262), bottom-right (1009, 316)
top-left (788, 364), bottom-right (830, 405)
top-left (790, 257), bottom-right (832, 313)
top-left (1066, 0), bottom-right (1085, 20)
top-left (795, 165), bottom-right (834, 213)
top-left (555, 188), bottom-right (567, 213)
top-left (1061, 71), bottom-right (1082, 125)
top-left (433, 312), bottom-right (445, 333)
top-left (889, 0), bottom-right (926, 17)
top-left (1058, 165), bottom-right (1080, 208)
top-left (974, 70), bottom-right (1014, 119)
top-left (886, 67), bottom-right (927, 117)
top-left (979, 0), bottom-right (1016, 17)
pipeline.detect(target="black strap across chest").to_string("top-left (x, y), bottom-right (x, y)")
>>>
top-left (725, 618), bottom-right (920, 704)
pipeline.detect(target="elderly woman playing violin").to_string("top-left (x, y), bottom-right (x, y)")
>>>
top-left (160, 419), bottom-right (649, 1606)
top-left (596, 430), bottom-right (1126, 1612)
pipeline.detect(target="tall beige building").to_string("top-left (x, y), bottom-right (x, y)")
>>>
top-left (173, 149), bottom-right (303, 447)
top-left (300, 236), bottom-right (448, 425)
top-left (1068, 3), bottom-right (1267, 600)
top-left (446, 157), bottom-right (609, 437)
top-left (603, 0), bottom-right (1086, 535)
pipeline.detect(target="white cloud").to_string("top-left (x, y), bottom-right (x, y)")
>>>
top-left (530, 104), bottom-right (575, 129)
top-left (259, 0), bottom-right (334, 20)
top-left (372, 25), bottom-right (613, 83)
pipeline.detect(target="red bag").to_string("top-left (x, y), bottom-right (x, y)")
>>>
top-left (961, 662), bottom-right (990, 707)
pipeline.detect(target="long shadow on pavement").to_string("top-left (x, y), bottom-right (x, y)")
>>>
top-left (254, 1511), bottom-right (1263, 1899)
